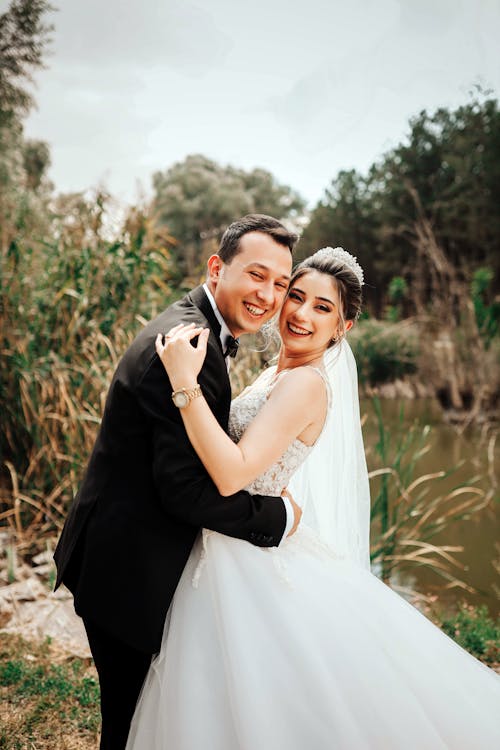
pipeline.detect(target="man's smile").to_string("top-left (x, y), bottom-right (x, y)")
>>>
top-left (243, 302), bottom-right (266, 317)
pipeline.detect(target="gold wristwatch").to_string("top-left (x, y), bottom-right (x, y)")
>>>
top-left (171, 385), bottom-right (202, 409)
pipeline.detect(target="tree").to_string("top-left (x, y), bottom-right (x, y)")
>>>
top-left (0, 0), bottom-right (54, 125)
top-left (151, 154), bottom-right (306, 275)
top-left (299, 170), bottom-right (380, 313)
top-left (368, 91), bottom-right (500, 288)
top-left (303, 91), bottom-right (500, 314)
top-left (0, 0), bottom-right (53, 253)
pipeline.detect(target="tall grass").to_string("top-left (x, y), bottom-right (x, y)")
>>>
top-left (367, 397), bottom-right (493, 589)
top-left (0, 204), bottom-right (178, 547)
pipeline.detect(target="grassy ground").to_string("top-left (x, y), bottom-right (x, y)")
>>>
top-left (0, 634), bottom-right (99, 750)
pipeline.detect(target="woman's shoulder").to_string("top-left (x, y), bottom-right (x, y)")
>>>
top-left (241, 364), bottom-right (328, 407)
top-left (266, 365), bottom-right (329, 441)
top-left (269, 364), bottom-right (328, 402)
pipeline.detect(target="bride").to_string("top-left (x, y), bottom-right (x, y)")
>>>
top-left (127, 248), bottom-right (500, 749)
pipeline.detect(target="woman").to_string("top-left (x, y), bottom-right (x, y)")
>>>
top-left (127, 248), bottom-right (500, 749)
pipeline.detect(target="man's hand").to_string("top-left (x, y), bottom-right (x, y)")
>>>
top-left (283, 488), bottom-right (302, 537)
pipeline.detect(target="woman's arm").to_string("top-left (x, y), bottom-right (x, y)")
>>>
top-left (136, 327), bottom-right (286, 545)
top-left (156, 326), bottom-right (327, 496)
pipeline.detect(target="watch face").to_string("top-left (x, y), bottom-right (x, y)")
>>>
top-left (173, 391), bottom-right (189, 408)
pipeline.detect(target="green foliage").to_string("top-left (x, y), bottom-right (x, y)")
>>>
top-left (471, 267), bottom-right (500, 347)
top-left (302, 92), bottom-right (500, 315)
top-left (0, 196), bottom-right (179, 532)
top-left (0, 635), bottom-right (100, 746)
top-left (0, 658), bottom-right (99, 706)
top-left (385, 276), bottom-right (409, 322)
top-left (370, 92), bottom-right (500, 282)
top-left (0, 1), bottom-right (53, 255)
top-left (152, 154), bottom-right (306, 274)
top-left (438, 604), bottom-right (500, 665)
top-left (0, 0), bottom-right (54, 124)
top-left (388, 275), bottom-right (408, 304)
top-left (22, 138), bottom-right (51, 190)
top-left (349, 319), bottom-right (418, 385)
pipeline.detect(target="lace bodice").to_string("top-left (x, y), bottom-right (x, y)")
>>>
top-left (191, 365), bottom-right (334, 589)
top-left (228, 367), bottom-right (315, 496)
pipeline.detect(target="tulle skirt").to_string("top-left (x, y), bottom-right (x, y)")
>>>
top-left (127, 528), bottom-right (500, 749)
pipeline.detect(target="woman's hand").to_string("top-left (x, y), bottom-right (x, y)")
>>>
top-left (155, 323), bottom-right (210, 391)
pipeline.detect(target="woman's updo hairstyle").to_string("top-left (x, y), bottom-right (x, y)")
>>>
top-left (289, 247), bottom-right (363, 345)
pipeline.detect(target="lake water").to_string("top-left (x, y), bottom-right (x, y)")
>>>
top-left (361, 398), bottom-right (499, 616)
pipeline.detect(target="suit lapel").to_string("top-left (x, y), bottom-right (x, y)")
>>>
top-left (189, 286), bottom-right (223, 351)
top-left (187, 285), bottom-right (231, 416)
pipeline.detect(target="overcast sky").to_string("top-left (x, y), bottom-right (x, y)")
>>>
top-left (15, 0), bottom-right (500, 207)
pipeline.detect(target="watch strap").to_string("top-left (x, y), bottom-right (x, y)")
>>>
top-left (172, 385), bottom-right (202, 408)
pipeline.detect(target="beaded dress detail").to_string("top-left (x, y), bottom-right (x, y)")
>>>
top-left (191, 366), bottom-right (327, 588)
top-left (228, 367), bottom-right (316, 496)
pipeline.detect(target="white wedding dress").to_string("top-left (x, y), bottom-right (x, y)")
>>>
top-left (127, 363), bottom-right (500, 750)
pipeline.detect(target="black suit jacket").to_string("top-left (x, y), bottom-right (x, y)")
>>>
top-left (53, 286), bottom-right (287, 653)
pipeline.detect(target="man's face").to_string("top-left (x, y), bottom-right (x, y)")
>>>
top-left (208, 231), bottom-right (293, 338)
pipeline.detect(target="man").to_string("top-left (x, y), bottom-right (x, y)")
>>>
top-left (54, 214), bottom-right (302, 749)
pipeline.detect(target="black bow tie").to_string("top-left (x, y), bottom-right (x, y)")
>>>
top-left (224, 336), bottom-right (239, 359)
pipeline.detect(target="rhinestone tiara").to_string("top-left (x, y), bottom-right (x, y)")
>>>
top-left (312, 246), bottom-right (364, 285)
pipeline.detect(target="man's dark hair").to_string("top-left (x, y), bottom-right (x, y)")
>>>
top-left (218, 214), bottom-right (299, 263)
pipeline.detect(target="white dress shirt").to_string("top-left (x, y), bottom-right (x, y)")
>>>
top-left (202, 284), bottom-right (294, 544)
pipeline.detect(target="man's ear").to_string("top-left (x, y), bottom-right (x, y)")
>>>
top-left (207, 255), bottom-right (224, 288)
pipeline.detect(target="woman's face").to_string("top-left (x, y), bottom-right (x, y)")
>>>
top-left (279, 269), bottom-right (352, 359)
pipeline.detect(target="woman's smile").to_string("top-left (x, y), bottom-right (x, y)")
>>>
top-left (286, 321), bottom-right (311, 336)
top-left (279, 269), bottom-right (341, 363)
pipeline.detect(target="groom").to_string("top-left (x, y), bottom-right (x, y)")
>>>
top-left (53, 214), bottom-right (301, 749)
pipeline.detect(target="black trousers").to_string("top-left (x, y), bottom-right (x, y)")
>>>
top-left (84, 618), bottom-right (153, 750)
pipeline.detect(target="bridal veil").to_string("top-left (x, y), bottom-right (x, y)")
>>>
top-left (288, 340), bottom-right (371, 570)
